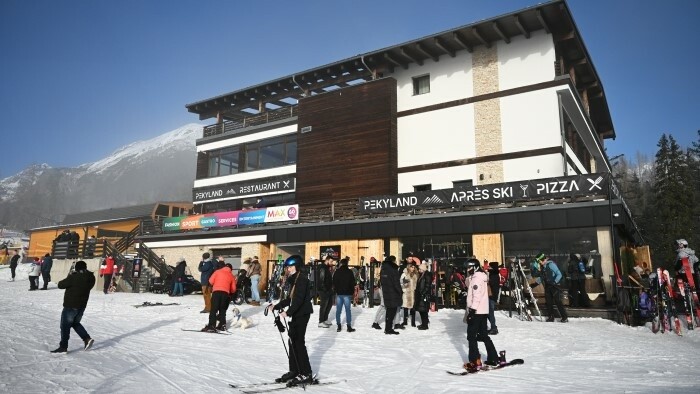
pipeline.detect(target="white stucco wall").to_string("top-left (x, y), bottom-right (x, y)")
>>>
top-left (392, 51), bottom-right (473, 112)
top-left (499, 87), bottom-right (562, 151)
top-left (398, 165), bottom-right (476, 193)
top-left (503, 154), bottom-right (564, 181)
top-left (497, 30), bottom-right (556, 90)
top-left (397, 105), bottom-right (475, 167)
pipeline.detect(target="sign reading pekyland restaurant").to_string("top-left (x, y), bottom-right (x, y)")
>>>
top-left (193, 176), bottom-right (296, 203)
top-left (359, 173), bottom-right (610, 213)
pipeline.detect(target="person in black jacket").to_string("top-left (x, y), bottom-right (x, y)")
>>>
top-left (51, 260), bottom-right (96, 353)
top-left (40, 253), bottom-right (53, 290)
top-left (333, 257), bottom-right (356, 332)
top-left (414, 262), bottom-right (432, 330)
top-left (171, 258), bottom-right (187, 296)
top-left (317, 255), bottom-right (335, 328)
top-left (567, 253), bottom-right (589, 308)
top-left (487, 261), bottom-right (500, 335)
top-left (267, 255), bottom-right (314, 387)
top-left (9, 249), bottom-right (20, 281)
top-left (380, 255), bottom-right (403, 335)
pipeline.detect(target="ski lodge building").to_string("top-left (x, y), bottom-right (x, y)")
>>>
top-left (133, 0), bottom-right (643, 305)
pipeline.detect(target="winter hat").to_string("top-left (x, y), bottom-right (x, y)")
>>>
top-left (535, 253), bottom-right (546, 261)
top-left (177, 257), bottom-right (186, 263)
top-left (419, 262), bottom-right (428, 271)
top-left (75, 261), bottom-right (87, 271)
top-left (284, 255), bottom-right (303, 268)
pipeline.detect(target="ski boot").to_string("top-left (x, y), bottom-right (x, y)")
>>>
top-left (286, 373), bottom-right (314, 387)
top-left (275, 371), bottom-right (297, 383)
top-left (498, 350), bottom-right (507, 366)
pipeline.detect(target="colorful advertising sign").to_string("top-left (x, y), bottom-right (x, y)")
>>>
top-left (162, 204), bottom-right (299, 232)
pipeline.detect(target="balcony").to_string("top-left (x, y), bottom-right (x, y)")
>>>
top-left (203, 106), bottom-right (298, 138)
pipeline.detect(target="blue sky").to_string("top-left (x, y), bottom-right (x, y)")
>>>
top-left (1, 0), bottom-right (698, 178)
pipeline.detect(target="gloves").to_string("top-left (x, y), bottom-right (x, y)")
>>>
top-left (100, 274), bottom-right (103, 278)
top-left (467, 308), bottom-right (476, 322)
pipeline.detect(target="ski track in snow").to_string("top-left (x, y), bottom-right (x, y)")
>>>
top-left (1, 263), bottom-right (699, 393)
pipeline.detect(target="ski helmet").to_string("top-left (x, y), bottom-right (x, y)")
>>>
top-left (465, 258), bottom-right (480, 273)
top-left (284, 255), bottom-right (303, 268)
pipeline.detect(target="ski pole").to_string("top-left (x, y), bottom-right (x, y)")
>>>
top-left (266, 307), bottom-right (289, 359)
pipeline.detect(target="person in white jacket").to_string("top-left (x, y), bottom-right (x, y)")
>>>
top-left (28, 257), bottom-right (42, 290)
top-left (463, 258), bottom-right (499, 371)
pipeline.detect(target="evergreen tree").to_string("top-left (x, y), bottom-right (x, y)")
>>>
top-left (648, 134), bottom-right (695, 268)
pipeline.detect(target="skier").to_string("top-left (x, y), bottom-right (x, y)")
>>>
top-left (317, 254), bottom-right (335, 328)
top-left (202, 263), bottom-right (236, 332)
top-left (51, 260), bottom-right (95, 353)
top-left (463, 258), bottom-right (499, 371)
top-left (267, 255), bottom-right (314, 387)
top-left (380, 255), bottom-right (403, 335)
top-left (533, 253), bottom-right (568, 323)
top-left (198, 252), bottom-right (215, 313)
top-left (9, 249), bottom-right (20, 281)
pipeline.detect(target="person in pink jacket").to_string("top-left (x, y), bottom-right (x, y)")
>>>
top-left (463, 258), bottom-right (499, 371)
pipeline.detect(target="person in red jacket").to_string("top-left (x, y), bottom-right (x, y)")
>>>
top-left (202, 263), bottom-right (237, 332)
top-left (99, 254), bottom-right (116, 294)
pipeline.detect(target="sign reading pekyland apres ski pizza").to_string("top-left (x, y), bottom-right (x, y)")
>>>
top-left (358, 174), bottom-right (610, 213)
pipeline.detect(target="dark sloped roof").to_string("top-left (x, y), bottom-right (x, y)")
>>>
top-left (60, 204), bottom-right (156, 226)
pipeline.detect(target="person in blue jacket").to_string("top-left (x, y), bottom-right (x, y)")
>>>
top-left (533, 253), bottom-right (568, 323)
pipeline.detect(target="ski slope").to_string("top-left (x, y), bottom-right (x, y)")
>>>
top-left (1, 264), bottom-right (699, 393)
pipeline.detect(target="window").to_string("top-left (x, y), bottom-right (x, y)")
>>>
top-left (453, 180), bottom-right (473, 188)
top-left (414, 184), bottom-right (431, 192)
top-left (205, 134), bottom-right (297, 177)
top-left (413, 74), bottom-right (430, 95)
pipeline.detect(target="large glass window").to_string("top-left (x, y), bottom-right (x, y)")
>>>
top-left (205, 134), bottom-right (296, 178)
top-left (503, 228), bottom-right (601, 277)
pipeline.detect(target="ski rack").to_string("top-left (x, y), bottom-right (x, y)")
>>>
top-left (508, 259), bottom-right (542, 322)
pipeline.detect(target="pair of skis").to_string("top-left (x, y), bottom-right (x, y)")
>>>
top-left (229, 376), bottom-right (344, 393)
top-left (133, 301), bottom-right (180, 308)
top-left (679, 257), bottom-right (700, 327)
top-left (508, 259), bottom-right (542, 321)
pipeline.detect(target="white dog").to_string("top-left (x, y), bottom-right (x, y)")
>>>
top-left (229, 307), bottom-right (254, 329)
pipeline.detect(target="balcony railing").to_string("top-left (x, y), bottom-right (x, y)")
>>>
top-left (203, 106), bottom-right (298, 138)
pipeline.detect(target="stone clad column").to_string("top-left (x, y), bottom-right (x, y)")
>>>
top-left (472, 45), bottom-right (503, 184)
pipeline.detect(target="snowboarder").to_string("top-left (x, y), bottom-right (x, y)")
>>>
top-left (51, 260), bottom-right (95, 353)
top-left (267, 255), bottom-right (314, 387)
top-left (202, 262), bottom-right (236, 332)
top-left (463, 258), bottom-right (499, 371)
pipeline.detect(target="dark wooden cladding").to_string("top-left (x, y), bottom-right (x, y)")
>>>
top-left (196, 152), bottom-right (209, 180)
top-left (296, 78), bottom-right (397, 204)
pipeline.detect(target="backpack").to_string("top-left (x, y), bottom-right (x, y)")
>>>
top-left (498, 267), bottom-right (509, 286)
top-left (638, 291), bottom-right (651, 318)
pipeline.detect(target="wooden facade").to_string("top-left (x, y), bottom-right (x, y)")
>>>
top-left (296, 78), bottom-right (398, 204)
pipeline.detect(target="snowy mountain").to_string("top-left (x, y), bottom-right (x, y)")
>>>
top-left (0, 124), bottom-right (202, 230)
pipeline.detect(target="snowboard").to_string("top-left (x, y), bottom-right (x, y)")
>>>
top-left (447, 358), bottom-right (524, 375)
top-left (133, 302), bottom-right (180, 308)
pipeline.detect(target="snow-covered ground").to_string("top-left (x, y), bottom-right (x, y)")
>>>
top-left (1, 264), bottom-right (699, 394)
